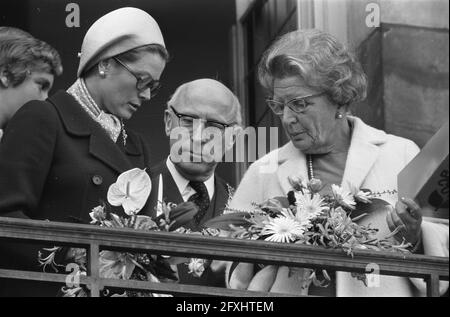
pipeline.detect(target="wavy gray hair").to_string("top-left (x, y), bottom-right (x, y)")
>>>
top-left (258, 29), bottom-right (367, 108)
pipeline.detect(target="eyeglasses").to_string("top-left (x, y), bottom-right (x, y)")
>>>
top-left (169, 105), bottom-right (233, 131)
top-left (266, 92), bottom-right (325, 116)
top-left (113, 57), bottom-right (161, 97)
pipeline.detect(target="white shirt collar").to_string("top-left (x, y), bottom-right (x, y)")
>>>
top-left (166, 156), bottom-right (215, 201)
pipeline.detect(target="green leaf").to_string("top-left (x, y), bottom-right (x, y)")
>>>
top-left (162, 201), bottom-right (199, 231)
top-left (204, 212), bottom-right (252, 230)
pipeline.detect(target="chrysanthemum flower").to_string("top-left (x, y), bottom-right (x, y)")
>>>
top-left (187, 258), bottom-right (207, 277)
top-left (295, 192), bottom-right (328, 220)
top-left (262, 216), bottom-right (306, 243)
top-left (348, 183), bottom-right (373, 204)
top-left (331, 184), bottom-right (356, 209)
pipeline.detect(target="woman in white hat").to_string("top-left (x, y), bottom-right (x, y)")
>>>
top-left (0, 7), bottom-right (168, 296)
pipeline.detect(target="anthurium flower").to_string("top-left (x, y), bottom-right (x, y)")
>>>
top-left (107, 168), bottom-right (151, 215)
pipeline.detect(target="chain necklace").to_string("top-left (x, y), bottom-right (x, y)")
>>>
top-left (120, 120), bottom-right (128, 146)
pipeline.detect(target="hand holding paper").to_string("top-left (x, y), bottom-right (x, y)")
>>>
top-left (387, 197), bottom-right (423, 247)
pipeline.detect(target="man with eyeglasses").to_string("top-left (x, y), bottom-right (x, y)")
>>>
top-left (146, 78), bottom-right (242, 288)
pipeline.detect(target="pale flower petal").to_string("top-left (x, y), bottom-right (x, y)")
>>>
top-left (107, 183), bottom-right (127, 207)
top-left (262, 216), bottom-right (307, 243)
top-left (331, 184), bottom-right (356, 209)
top-left (98, 251), bottom-right (136, 280)
top-left (187, 258), bottom-right (206, 277)
top-left (107, 168), bottom-right (152, 215)
top-left (89, 205), bottom-right (106, 224)
top-left (355, 190), bottom-right (373, 204)
top-left (295, 192), bottom-right (327, 220)
top-left (347, 183), bottom-right (373, 204)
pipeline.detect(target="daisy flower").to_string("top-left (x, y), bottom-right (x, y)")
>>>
top-left (262, 216), bottom-right (306, 243)
top-left (295, 192), bottom-right (328, 220)
top-left (348, 184), bottom-right (373, 204)
top-left (331, 184), bottom-right (356, 209)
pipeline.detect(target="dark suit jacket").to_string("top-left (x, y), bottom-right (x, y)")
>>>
top-left (0, 91), bottom-right (152, 296)
top-left (147, 160), bottom-right (230, 289)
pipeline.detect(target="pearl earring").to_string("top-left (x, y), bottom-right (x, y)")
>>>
top-left (335, 112), bottom-right (343, 119)
top-left (0, 76), bottom-right (9, 88)
top-left (99, 70), bottom-right (106, 77)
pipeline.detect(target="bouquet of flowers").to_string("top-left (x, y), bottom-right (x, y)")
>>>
top-left (205, 176), bottom-right (411, 292)
top-left (38, 168), bottom-right (202, 297)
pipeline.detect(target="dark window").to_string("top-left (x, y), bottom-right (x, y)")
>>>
top-left (241, 0), bottom-right (298, 149)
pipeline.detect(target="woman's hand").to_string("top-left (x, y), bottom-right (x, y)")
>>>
top-left (386, 197), bottom-right (422, 246)
top-left (227, 262), bottom-right (254, 289)
top-left (228, 264), bottom-right (312, 295)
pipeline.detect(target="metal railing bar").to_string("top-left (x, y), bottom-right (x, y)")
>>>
top-left (0, 218), bottom-right (448, 280)
top-left (0, 268), bottom-right (69, 284)
top-left (0, 268), bottom-right (301, 297)
top-left (87, 243), bottom-right (100, 297)
top-left (426, 274), bottom-right (441, 297)
top-left (100, 278), bottom-right (301, 297)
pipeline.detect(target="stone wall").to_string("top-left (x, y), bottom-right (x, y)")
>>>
top-left (381, 0), bottom-right (449, 147)
top-left (346, 0), bottom-right (385, 129)
top-left (347, 0), bottom-right (449, 146)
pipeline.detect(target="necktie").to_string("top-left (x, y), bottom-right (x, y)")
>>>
top-left (188, 181), bottom-right (210, 225)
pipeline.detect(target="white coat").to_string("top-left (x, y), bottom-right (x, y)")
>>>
top-left (228, 116), bottom-right (448, 296)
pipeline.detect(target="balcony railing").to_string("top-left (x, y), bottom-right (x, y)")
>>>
top-left (0, 217), bottom-right (448, 297)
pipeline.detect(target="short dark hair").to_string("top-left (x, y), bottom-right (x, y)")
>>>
top-left (0, 26), bottom-right (33, 38)
top-left (0, 27), bottom-right (63, 87)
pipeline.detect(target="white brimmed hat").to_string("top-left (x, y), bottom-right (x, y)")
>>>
top-left (77, 7), bottom-right (165, 77)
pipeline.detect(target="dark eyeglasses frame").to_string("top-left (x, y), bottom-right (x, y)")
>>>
top-left (169, 105), bottom-right (234, 131)
top-left (266, 92), bottom-right (326, 116)
top-left (113, 57), bottom-right (161, 96)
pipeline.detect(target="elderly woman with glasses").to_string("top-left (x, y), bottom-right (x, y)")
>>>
top-left (226, 29), bottom-right (448, 297)
top-left (0, 7), bottom-right (168, 296)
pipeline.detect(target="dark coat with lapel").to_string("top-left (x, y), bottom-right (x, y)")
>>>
top-left (146, 160), bottom-right (230, 288)
top-left (0, 91), bottom-right (152, 296)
